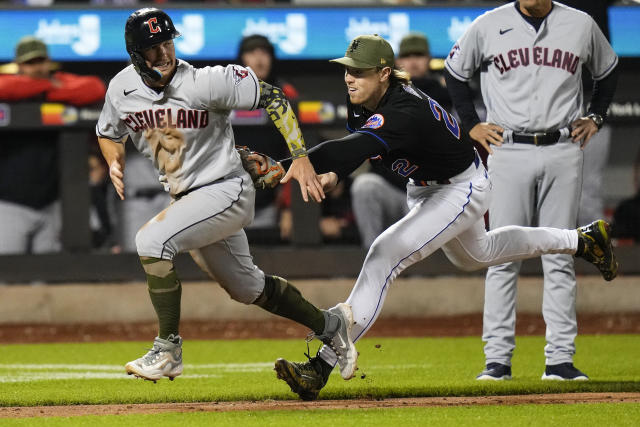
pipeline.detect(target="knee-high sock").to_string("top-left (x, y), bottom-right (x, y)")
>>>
top-left (253, 275), bottom-right (325, 334)
top-left (140, 257), bottom-right (182, 339)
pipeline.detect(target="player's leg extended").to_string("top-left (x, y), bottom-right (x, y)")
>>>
top-left (276, 154), bottom-right (488, 399)
top-left (193, 229), bottom-right (351, 398)
top-left (317, 175), bottom-right (487, 368)
top-left (538, 143), bottom-right (584, 376)
top-left (191, 229), bottom-right (332, 337)
top-left (443, 222), bottom-right (579, 271)
top-left (126, 175), bottom-right (255, 381)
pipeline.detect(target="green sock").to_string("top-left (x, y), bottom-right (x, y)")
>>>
top-left (140, 257), bottom-right (182, 339)
top-left (254, 275), bottom-right (325, 334)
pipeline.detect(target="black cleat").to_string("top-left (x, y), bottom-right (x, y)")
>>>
top-left (576, 220), bottom-right (618, 281)
top-left (542, 363), bottom-right (589, 381)
top-left (476, 363), bottom-right (512, 380)
top-left (274, 357), bottom-right (331, 401)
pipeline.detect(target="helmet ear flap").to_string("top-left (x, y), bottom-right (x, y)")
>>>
top-left (129, 49), bottom-right (163, 82)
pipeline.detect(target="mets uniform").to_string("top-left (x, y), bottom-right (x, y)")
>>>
top-left (445, 2), bottom-right (618, 368)
top-left (97, 61), bottom-right (267, 303)
top-left (295, 82), bottom-right (580, 369)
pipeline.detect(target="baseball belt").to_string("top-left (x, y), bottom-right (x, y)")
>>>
top-left (511, 129), bottom-right (567, 146)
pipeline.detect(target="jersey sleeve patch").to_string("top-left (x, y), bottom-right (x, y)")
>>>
top-left (362, 113), bottom-right (384, 130)
top-left (232, 65), bottom-right (249, 86)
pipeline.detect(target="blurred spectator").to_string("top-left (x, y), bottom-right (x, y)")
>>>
top-left (351, 162), bottom-right (408, 248)
top-left (611, 149), bottom-right (640, 243)
top-left (0, 36), bottom-right (105, 254)
top-left (10, 0), bottom-right (54, 6)
top-left (233, 35), bottom-right (298, 239)
top-left (88, 149), bottom-right (117, 251)
top-left (318, 178), bottom-right (359, 244)
top-left (278, 176), bottom-right (358, 244)
top-left (396, 32), bottom-right (451, 110)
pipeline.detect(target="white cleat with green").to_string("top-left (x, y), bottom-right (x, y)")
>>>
top-left (125, 334), bottom-right (183, 382)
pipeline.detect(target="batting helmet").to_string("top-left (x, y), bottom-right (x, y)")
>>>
top-left (125, 8), bottom-right (181, 81)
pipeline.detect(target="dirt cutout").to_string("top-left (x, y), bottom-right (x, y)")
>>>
top-left (2, 393), bottom-right (640, 418)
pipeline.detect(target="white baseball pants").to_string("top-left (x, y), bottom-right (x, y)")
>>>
top-left (319, 155), bottom-right (578, 366)
top-left (135, 170), bottom-right (266, 304)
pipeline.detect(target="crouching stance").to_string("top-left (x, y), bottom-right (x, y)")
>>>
top-left (271, 34), bottom-right (618, 400)
top-left (97, 8), bottom-right (349, 382)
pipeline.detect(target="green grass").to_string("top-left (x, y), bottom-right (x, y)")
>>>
top-left (1, 335), bottom-right (639, 407)
top-left (2, 404), bottom-right (640, 426)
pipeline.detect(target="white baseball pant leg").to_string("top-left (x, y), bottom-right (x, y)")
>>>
top-left (319, 158), bottom-right (578, 366)
top-left (135, 172), bottom-right (265, 303)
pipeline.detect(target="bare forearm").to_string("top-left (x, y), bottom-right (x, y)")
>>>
top-left (98, 136), bottom-right (127, 200)
top-left (97, 137), bottom-right (125, 167)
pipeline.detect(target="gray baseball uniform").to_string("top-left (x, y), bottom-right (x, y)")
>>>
top-left (445, 2), bottom-right (617, 367)
top-left (97, 61), bottom-right (266, 303)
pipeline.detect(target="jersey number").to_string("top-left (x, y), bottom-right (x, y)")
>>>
top-left (428, 98), bottom-right (461, 139)
top-left (392, 159), bottom-right (418, 177)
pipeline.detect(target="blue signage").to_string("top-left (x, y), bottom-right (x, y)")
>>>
top-left (0, 6), bottom-right (638, 62)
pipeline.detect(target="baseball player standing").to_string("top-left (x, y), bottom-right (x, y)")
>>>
top-left (272, 34), bottom-right (617, 400)
top-left (444, 0), bottom-right (619, 380)
top-left (96, 8), bottom-right (354, 382)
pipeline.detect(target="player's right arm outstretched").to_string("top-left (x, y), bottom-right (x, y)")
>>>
top-left (98, 136), bottom-right (126, 200)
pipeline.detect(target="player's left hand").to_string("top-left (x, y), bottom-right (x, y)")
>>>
top-left (280, 156), bottom-right (325, 203)
top-left (318, 172), bottom-right (338, 193)
top-left (570, 117), bottom-right (599, 149)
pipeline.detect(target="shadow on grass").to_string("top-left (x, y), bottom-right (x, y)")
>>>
top-left (315, 380), bottom-right (640, 401)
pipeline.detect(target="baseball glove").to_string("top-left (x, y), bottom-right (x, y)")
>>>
top-left (236, 146), bottom-right (285, 190)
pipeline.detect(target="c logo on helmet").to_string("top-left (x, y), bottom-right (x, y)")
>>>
top-left (362, 114), bottom-right (384, 129)
top-left (146, 17), bottom-right (161, 34)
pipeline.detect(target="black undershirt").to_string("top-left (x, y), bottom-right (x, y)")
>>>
top-left (282, 133), bottom-right (379, 182)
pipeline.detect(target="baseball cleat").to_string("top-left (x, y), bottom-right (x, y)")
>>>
top-left (576, 220), bottom-right (618, 281)
top-left (125, 334), bottom-right (183, 382)
top-left (476, 363), bottom-right (512, 380)
top-left (318, 303), bottom-right (357, 380)
top-left (274, 357), bottom-right (331, 401)
top-left (541, 363), bottom-right (589, 381)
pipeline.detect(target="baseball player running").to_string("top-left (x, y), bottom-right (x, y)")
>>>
top-left (444, 0), bottom-right (619, 381)
top-left (270, 34), bottom-right (617, 400)
top-left (96, 8), bottom-right (354, 382)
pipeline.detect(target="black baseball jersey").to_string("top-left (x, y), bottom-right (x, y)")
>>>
top-left (346, 83), bottom-right (475, 182)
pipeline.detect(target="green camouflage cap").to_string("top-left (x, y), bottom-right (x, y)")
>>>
top-left (398, 32), bottom-right (430, 57)
top-left (330, 34), bottom-right (395, 69)
top-left (15, 36), bottom-right (48, 64)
